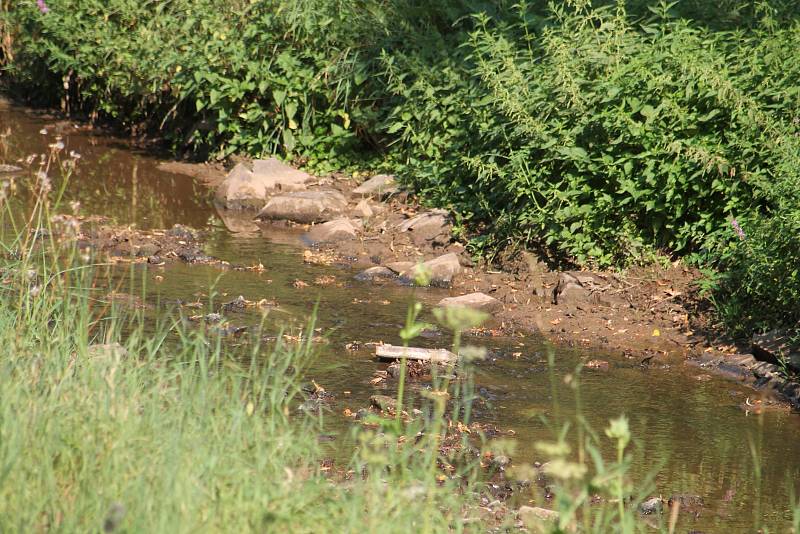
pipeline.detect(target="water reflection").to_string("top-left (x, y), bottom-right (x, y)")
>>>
top-left (0, 102), bottom-right (212, 228)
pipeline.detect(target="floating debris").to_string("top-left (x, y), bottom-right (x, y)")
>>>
top-left (375, 344), bottom-right (457, 363)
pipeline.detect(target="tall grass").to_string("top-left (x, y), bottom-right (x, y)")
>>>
top-left (0, 151), bottom-right (488, 532)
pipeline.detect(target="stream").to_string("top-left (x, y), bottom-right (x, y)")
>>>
top-left (2, 99), bottom-right (799, 532)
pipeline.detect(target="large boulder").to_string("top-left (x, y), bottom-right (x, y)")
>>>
top-left (305, 218), bottom-right (358, 244)
top-left (215, 159), bottom-right (312, 209)
top-left (252, 158), bottom-right (312, 191)
top-left (214, 163), bottom-right (265, 209)
top-left (353, 174), bottom-right (398, 199)
top-left (256, 190), bottom-right (348, 224)
top-left (437, 292), bottom-right (501, 312)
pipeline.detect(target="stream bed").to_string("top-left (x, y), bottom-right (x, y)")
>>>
top-left (2, 100), bottom-right (799, 532)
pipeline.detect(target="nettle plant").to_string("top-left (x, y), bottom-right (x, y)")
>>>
top-left (384, 3), bottom-right (800, 267)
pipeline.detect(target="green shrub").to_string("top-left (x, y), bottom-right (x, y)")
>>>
top-left (0, 0), bottom-right (389, 169)
top-left (705, 213), bottom-right (800, 339)
top-left (4, 0), bottom-right (800, 335)
top-left (382, 3), bottom-right (800, 266)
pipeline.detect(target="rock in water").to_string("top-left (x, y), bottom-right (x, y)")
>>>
top-left (355, 266), bottom-right (396, 282)
top-left (639, 497), bottom-right (663, 515)
top-left (370, 394), bottom-right (398, 412)
top-left (375, 344), bottom-right (457, 363)
top-left (437, 292), bottom-right (501, 312)
top-left (306, 218), bottom-right (357, 244)
top-left (215, 159), bottom-right (313, 209)
top-left (352, 174), bottom-right (398, 199)
top-left (406, 253), bottom-right (462, 286)
top-left (214, 163), bottom-right (265, 210)
top-left (256, 190), bottom-right (348, 224)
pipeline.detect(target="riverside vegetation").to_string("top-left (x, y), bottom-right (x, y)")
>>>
top-left (2, 4), bottom-right (800, 530)
top-left (4, 1), bottom-right (800, 342)
top-left (0, 153), bottom-right (753, 533)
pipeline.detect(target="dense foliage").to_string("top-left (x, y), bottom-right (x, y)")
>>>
top-left (3, 0), bottom-right (800, 338)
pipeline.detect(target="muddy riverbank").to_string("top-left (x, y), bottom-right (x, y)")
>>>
top-left (3, 97), bottom-right (800, 531)
top-left (164, 153), bottom-right (800, 411)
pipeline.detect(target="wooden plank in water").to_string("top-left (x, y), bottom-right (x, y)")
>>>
top-left (375, 344), bottom-right (457, 363)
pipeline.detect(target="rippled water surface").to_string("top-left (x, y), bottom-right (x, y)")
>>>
top-left (2, 100), bottom-right (799, 532)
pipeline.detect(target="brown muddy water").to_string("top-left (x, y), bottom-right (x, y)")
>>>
top-left (2, 100), bottom-right (799, 532)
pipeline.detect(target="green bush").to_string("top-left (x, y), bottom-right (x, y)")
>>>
top-left (383, 4), bottom-right (800, 266)
top-left (1, 0), bottom-right (391, 168)
top-left (4, 0), bottom-right (800, 337)
top-left (705, 213), bottom-right (800, 338)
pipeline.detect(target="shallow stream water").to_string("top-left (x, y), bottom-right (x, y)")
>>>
top-left (2, 100), bottom-right (799, 532)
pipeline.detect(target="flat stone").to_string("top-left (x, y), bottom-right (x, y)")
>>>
top-left (355, 266), bottom-right (396, 282)
top-left (376, 344), bottom-right (457, 363)
top-left (518, 506), bottom-right (559, 527)
top-left (215, 160), bottom-right (313, 209)
top-left (251, 158), bottom-right (312, 192)
top-left (353, 174), bottom-right (397, 198)
top-left (407, 253), bottom-right (462, 286)
top-left (752, 329), bottom-right (800, 373)
top-left (398, 210), bottom-right (450, 245)
top-left (256, 190), bottom-right (348, 224)
top-left (306, 218), bottom-right (357, 244)
top-left (437, 292), bottom-right (501, 312)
